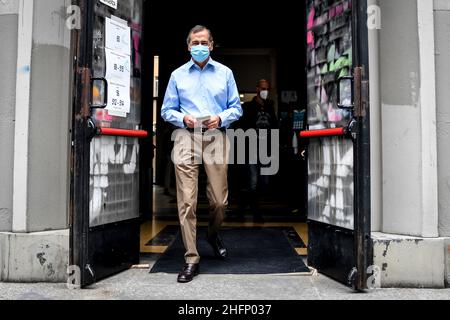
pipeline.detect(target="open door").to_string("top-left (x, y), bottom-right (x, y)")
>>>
top-left (71, 0), bottom-right (146, 287)
top-left (304, 0), bottom-right (372, 290)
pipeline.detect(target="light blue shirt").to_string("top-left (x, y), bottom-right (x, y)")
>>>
top-left (161, 58), bottom-right (243, 128)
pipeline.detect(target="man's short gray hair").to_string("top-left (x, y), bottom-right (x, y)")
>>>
top-left (187, 25), bottom-right (214, 45)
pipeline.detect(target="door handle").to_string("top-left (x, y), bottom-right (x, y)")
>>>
top-left (336, 75), bottom-right (354, 110)
top-left (90, 77), bottom-right (108, 109)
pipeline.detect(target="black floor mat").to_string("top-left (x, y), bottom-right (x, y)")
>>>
top-left (149, 227), bottom-right (309, 274)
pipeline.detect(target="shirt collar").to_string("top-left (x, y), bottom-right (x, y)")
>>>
top-left (187, 58), bottom-right (216, 71)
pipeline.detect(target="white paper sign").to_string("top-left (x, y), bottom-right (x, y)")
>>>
top-left (107, 80), bottom-right (131, 115)
top-left (105, 48), bottom-right (131, 82)
top-left (107, 109), bottom-right (127, 118)
top-left (105, 17), bottom-right (131, 56)
top-left (104, 17), bottom-right (131, 117)
top-left (100, 0), bottom-right (118, 10)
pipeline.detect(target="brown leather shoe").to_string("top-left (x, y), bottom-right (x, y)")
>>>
top-left (177, 263), bottom-right (200, 283)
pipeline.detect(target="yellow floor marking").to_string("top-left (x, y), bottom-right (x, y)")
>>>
top-left (140, 220), bottom-right (171, 253)
top-left (296, 248), bottom-right (308, 256)
top-left (141, 246), bottom-right (168, 254)
top-left (293, 224), bottom-right (309, 246)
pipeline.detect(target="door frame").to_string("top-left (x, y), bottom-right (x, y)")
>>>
top-left (70, 0), bottom-right (95, 287)
top-left (69, 0), bottom-right (372, 290)
top-left (351, 0), bottom-right (372, 291)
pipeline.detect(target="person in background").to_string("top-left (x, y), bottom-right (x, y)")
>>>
top-left (235, 79), bottom-right (278, 223)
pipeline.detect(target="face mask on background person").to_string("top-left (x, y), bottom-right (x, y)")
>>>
top-left (260, 90), bottom-right (269, 100)
top-left (191, 45), bottom-right (210, 63)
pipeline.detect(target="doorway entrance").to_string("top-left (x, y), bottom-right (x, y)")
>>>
top-left (147, 0), bottom-right (309, 222)
top-left (70, 0), bottom-right (371, 290)
top-left (141, 0), bottom-right (311, 277)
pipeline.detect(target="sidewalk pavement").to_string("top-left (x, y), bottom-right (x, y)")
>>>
top-left (0, 256), bottom-right (449, 300)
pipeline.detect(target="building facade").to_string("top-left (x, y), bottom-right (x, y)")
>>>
top-left (0, 0), bottom-right (449, 288)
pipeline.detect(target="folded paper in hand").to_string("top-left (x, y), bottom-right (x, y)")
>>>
top-left (195, 116), bottom-right (212, 128)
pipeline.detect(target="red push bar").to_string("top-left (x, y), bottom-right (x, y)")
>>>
top-left (300, 127), bottom-right (346, 138)
top-left (98, 127), bottom-right (149, 138)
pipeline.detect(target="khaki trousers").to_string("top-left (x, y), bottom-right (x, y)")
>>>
top-left (173, 129), bottom-right (230, 264)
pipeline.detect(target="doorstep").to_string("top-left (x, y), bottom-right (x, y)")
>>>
top-left (0, 230), bottom-right (69, 283)
top-left (372, 233), bottom-right (447, 288)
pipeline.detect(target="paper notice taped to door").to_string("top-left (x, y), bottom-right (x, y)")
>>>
top-left (104, 17), bottom-right (132, 116)
top-left (107, 80), bottom-right (131, 115)
top-left (105, 17), bottom-right (131, 56)
top-left (105, 48), bottom-right (131, 82)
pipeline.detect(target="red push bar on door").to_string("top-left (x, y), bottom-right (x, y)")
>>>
top-left (98, 127), bottom-right (149, 138)
top-left (300, 127), bottom-right (346, 138)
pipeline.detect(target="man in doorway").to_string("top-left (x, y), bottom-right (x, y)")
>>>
top-left (236, 79), bottom-right (278, 223)
top-left (161, 25), bottom-right (243, 283)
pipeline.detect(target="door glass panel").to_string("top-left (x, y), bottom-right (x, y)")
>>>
top-left (307, 137), bottom-right (354, 229)
top-left (306, 0), bottom-right (354, 230)
top-left (89, 136), bottom-right (140, 227)
top-left (89, 0), bottom-right (143, 227)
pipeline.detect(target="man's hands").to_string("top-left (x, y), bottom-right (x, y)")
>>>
top-left (183, 115), bottom-right (198, 129)
top-left (203, 115), bottom-right (222, 129)
top-left (183, 115), bottom-right (222, 130)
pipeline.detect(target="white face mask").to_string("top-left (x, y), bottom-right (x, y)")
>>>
top-left (260, 90), bottom-right (269, 100)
